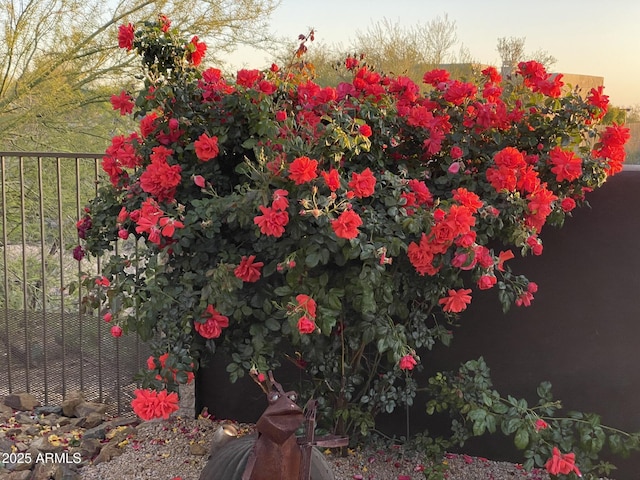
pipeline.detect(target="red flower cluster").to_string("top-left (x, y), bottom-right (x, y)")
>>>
top-left (295, 294), bottom-right (317, 334)
top-left (131, 198), bottom-right (184, 246)
top-left (407, 204), bottom-right (476, 276)
top-left (131, 388), bottom-right (179, 421)
top-left (195, 305), bottom-right (229, 339)
top-left (545, 447), bottom-right (582, 477)
top-left (517, 61), bottom-right (564, 98)
top-left (139, 147), bottom-right (182, 202)
top-left (147, 353), bottom-right (195, 384)
top-left (254, 189), bottom-right (290, 237)
top-left (593, 123), bottom-right (631, 175)
top-left (187, 36), bottom-right (207, 66)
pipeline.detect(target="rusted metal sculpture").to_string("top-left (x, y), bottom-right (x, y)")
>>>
top-left (199, 371), bottom-right (348, 480)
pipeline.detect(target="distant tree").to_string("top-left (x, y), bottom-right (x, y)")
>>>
top-left (496, 36), bottom-right (526, 76)
top-left (420, 13), bottom-right (458, 65)
top-left (497, 36), bottom-right (557, 77)
top-left (0, 0), bottom-right (280, 151)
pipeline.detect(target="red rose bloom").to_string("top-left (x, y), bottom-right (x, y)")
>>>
top-left (118, 23), bottom-right (135, 50)
top-left (297, 315), bottom-right (316, 334)
top-left (438, 288), bottom-right (472, 313)
top-left (131, 388), bottom-right (179, 421)
top-left (331, 209), bottom-right (363, 239)
top-left (477, 275), bottom-right (497, 290)
top-left (545, 447), bottom-right (581, 477)
top-left (399, 354), bottom-right (417, 371)
top-left (196, 305), bottom-right (229, 339)
top-left (236, 69), bottom-right (261, 88)
top-left (549, 146), bottom-right (582, 182)
top-left (234, 255), bottom-right (264, 283)
top-left (110, 90), bottom-right (134, 115)
top-left (358, 124), bottom-right (372, 137)
top-left (187, 36), bottom-right (207, 66)
top-left (139, 155), bottom-right (182, 202)
top-left (321, 169), bottom-right (341, 191)
top-left (194, 133), bottom-right (219, 161)
top-left (254, 205), bottom-right (289, 237)
top-left (296, 294), bottom-right (317, 318)
top-left (348, 168), bottom-right (376, 198)
top-left (288, 156), bottom-right (318, 185)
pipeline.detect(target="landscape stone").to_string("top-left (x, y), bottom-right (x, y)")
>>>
top-left (81, 424), bottom-right (106, 441)
top-left (34, 405), bottom-right (63, 416)
top-left (0, 403), bottom-right (13, 416)
top-left (189, 442), bottom-right (208, 455)
top-left (92, 444), bottom-right (123, 464)
top-left (5, 471), bottom-right (31, 480)
top-left (79, 437), bottom-right (102, 459)
top-left (73, 401), bottom-right (108, 418)
top-left (60, 391), bottom-right (84, 417)
top-left (30, 436), bottom-right (64, 454)
top-left (3, 393), bottom-right (40, 411)
top-left (75, 412), bottom-right (104, 429)
top-left (30, 462), bottom-right (60, 480)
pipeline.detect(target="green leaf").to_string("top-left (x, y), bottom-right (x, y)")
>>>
top-left (514, 427), bottom-right (530, 450)
top-left (265, 317), bottom-right (281, 332)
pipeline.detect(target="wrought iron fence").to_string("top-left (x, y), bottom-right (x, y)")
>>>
top-left (0, 152), bottom-right (148, 415)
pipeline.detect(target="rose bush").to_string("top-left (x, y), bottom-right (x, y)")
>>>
top-left (77, 17), bottom-right (631, 478)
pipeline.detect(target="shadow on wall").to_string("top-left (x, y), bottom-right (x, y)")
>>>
top-left (197, 166), bottom-right (640, 479)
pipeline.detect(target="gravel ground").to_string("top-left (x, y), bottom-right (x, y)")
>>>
top-left (78, 415), bottom-right (553, 480)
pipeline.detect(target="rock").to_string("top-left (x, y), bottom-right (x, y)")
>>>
top-left (102, 416), bottom-right (139, 430)
top-left (92, 444), bottom-right (123, 464)
top-left (61, 391), bottom-right (84, 417)
top-left (13, 413), bottom-right (36, 424)
top-left (0, 402), bottom-right (13, 416)
top-left (30, 436), bottom-right (64, 454)
top-left (189, 442), bottom-right (208, 455)
top-left (75, 412), bottom-right (104, 429)
top-left (79, 437), bottom-right (102, 459)
top-left (82, 424), bottom-right (106, 441)
top-left (106, 425), bottom-right (135, 445)
top-left (6, 471), bottom-right (32, 480)
top-left (3, 393), bottom-right (40, 411)
top-left (73, 402), bottom-right (108, 418)
top-left (34, 405), bottom-right (63, 416)
top-left (30, 462), bottom-right (60, 480)
top-left (0, 437), bottom-right (15, 453)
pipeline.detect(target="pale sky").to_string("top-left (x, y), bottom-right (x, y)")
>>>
top-left (225, 0), bottom-right (640, 107)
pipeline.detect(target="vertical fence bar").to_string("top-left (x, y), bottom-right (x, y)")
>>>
top-left (19, 156), bottom-right (30, 391)
top-left (93, 157), bottom-right (104, 404)
top-left (75, 156), bottom-right (84, 392)
top-left (56, 157), bottom-right (66, 396)
top-left (1, 155), bottom-right (12, 392)
top-left (37, 156), bottom-right (49, 404)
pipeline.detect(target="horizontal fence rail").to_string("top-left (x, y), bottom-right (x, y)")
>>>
top-left (0, 152), bottom-right (148, 415)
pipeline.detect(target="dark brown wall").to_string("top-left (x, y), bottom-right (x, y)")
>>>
top-left (420, 165), bottom-right (640, 478)
top-left (197, 166), bottom-right (640, 478)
